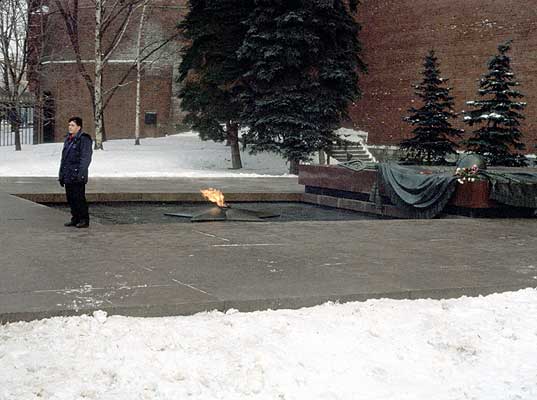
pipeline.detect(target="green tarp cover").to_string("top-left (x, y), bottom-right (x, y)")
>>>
top-left (377, 163), bottom-right (458, 219)
top-left (481, 171), bottom-right (537, 208)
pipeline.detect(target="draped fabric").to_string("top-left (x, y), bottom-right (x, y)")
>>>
top-left (376, 163), bottom-right (458, 219)
top-left (481, 171), bottom-right (537, 209)
top-left (337, 162), bottom-right (537, 218)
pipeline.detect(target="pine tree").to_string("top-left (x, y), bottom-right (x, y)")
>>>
top-left (237, 0), bottom-right (366, 174)
top-left (464, 41), bottom-right (527, 166)
top-left (400, 50), bottom-right (462, 165)
top-left (178, 0), bottom-right (254, 169)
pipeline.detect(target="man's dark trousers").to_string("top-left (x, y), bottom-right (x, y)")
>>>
top-left (65, 182), bottom-right (89, 223)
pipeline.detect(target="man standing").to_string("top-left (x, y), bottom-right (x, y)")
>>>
top-left (58, 117), bottom-right (93, 228)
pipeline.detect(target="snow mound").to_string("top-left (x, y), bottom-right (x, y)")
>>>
top-left (1, 288), bottom-right (537, 399)
top-left (334, 127), bottom-right (369, 144)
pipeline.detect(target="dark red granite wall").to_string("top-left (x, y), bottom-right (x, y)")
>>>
top-left (350, 0), bottom-right (537, 151)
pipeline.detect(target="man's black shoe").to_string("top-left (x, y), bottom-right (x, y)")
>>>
top-left (75, 221), bottom-right (89, 228)
top-left (64, 221), bottom-right (77, 227)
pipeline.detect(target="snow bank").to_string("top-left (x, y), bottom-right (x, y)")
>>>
top-left (2, 289), bottom-right (537, 400)
top-left (334, 127), bottom-right (369, 144)
top-left (0, 132), bottom-right (293, 177)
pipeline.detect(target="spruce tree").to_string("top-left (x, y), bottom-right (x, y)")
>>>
top-left (178, 0), bottom-right (253, 169)
top-left (237, 0), bottom-right (366, 174)
top-left (400, 50), bottom-right (462, 165)
top-left (464, 41), bottom-right (527, 166)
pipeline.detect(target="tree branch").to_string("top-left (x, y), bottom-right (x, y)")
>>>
top-left (102, 2), bottom-right (139, 63)
top-left (53, 0), bottom-right (95, 103)
top-left (102, 30), bottom-right (178, 108)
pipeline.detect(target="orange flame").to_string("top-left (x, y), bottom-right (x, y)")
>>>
top-left (200, 188), bottom-right (227, 207)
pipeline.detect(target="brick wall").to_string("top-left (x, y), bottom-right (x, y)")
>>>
top-left (36, 0), bottom-right (537, 149)
top-left (36, 0), bottom-right (186, 141)
top-left (40, 63), bottom-right (175, 141)
top-left (351, 0), bottom-right (537, 151)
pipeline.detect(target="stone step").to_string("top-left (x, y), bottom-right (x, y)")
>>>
top-left (337, 147), bottom-right (365, 152)
top-left (334, 151), bottom-right (372, 156)
top-left (330, 151), bottom-right (372, 158)
top-left (331, 148), bottom-right (368, 153)
top-left (329, 139), bottom-right (376, 163)
top-left (332, 145), bottom-right (366, 150)
top-left (330, 155), bottom-right (374, 163)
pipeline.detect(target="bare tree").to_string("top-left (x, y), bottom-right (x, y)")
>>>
top-left (52, 0), bottom-right (179, 150)
top-left (0, 0), bottom-right (44, 150)
top-left (53, 0), bottom-right (140, 149)
top-left (134, 0), bottom-right (148, 146)
top-left (133, 0), bottom-right (180, 145)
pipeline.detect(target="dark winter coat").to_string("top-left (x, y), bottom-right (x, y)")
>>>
top-left (59, 131), bottom-right (93, 185)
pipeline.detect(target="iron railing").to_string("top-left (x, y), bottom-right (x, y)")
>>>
top-left (0, 106), bottom-right (35, 146)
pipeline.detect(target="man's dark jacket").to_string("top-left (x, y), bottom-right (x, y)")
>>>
top-left (59, 131), bottom-right (93, 185)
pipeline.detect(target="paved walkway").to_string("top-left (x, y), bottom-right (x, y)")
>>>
top-left (1, 177), bottom-right (536, 323)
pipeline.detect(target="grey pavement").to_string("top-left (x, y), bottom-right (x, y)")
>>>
top-left (1, 177), bottom-right (536, 323)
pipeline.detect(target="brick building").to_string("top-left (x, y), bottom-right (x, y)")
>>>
top-left (31, 0), bottom-right (537, 151)
top-left (31, 0), bottom-right (187, 142)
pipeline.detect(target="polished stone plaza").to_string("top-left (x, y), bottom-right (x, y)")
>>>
top-left (1, 177), bottom-right (536, 323)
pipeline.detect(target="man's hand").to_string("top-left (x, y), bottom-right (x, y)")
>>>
top-left (59, 179), bottom-right (64, 187)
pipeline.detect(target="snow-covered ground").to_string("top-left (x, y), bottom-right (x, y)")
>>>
top-left (0, 132), bottom-right (292, 177)
top-left (2, 289), bottom-right (537, 400)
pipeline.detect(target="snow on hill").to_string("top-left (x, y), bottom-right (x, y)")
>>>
top-left (0, 132), bottom-right (293, 177)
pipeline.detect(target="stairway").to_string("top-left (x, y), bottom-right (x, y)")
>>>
top-left (329, 141), bottom-right (376, 163)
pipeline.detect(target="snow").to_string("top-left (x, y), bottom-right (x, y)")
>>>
top-left (479, 113), bottom-right (504, 119)
top-left (0, 132), bottom-right (294, 177)
top-left (2, 289), bottom-right (537, 400)
top-left (334, 127), bottom-right (369, 143)
top-left (464, 113), bottom-right (510, 121)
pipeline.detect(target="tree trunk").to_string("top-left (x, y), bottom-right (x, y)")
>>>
top-left (134, 63), bottom-right (141, 145)
top-left (93, 0), bottom-right (104, 150)
top-left (14, 123), bottom-right (21, 151)
top-left (94, 75), bottom-right (104, 149)
top-left (319, 149), bottom-right (326, 165)
top-left (226, 122), bottom-right (242, 169)
top-left (101, 85), bottom-right (107, 143)
top-left (102, 111), bottom-right (107, 144)
top-left (134, 55), bottom-right (142, 145)
top-left (134, 1), bottom-right (148, 146)
top-left (12, 108), bottom-right (22, 151)
top-left (289, 158), bottom-right (300, 175)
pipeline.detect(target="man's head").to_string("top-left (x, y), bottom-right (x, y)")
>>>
top-left (68, 117), bottom-right (83, 135)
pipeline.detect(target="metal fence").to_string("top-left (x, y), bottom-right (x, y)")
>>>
top-left (0, 106), bottom-right (35, 146)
